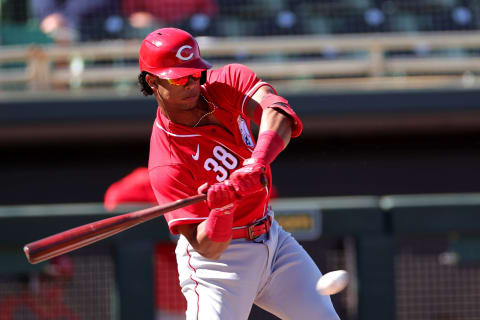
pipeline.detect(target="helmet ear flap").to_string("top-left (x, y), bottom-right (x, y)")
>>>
top-left (200, 70), bottom-right (207, 85)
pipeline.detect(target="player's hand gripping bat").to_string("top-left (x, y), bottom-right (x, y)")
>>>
top-left (24, 173), bottom-right (267, 264)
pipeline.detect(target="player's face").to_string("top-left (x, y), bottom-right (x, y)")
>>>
top-left (156, 73), bottom-right (201, 111)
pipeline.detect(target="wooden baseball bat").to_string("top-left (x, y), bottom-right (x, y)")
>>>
top-left (24, 194), bottom-right (207, 264)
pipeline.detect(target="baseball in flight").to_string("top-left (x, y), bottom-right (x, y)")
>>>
top-left (316, 270), bottom-right (349, 295)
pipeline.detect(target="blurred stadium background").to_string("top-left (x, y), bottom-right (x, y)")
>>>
top-left (2, 0), bottom-right (480, 319)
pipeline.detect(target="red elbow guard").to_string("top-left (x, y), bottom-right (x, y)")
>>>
top-left (256, 94), bottom-right (303, 138)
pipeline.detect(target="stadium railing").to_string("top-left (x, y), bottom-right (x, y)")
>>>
top-left (2, 31), bottom-right (480, 95)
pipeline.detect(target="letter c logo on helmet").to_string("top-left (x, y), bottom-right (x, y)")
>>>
top-left (176, 45), bottom-right (194, 61)
top-left (139, 28), bottom-right (212, 79)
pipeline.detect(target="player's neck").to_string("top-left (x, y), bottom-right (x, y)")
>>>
top-left (160, 95), bottom-right (212, 127)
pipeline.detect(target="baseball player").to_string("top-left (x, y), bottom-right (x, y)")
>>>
top-left (139, 28), bottom-right (340, 319)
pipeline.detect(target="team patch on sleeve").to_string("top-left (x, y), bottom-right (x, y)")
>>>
top-left (237, 116), bottom-right (255, 149)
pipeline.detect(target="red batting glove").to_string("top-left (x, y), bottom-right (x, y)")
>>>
top-left (227, 160), bottom-right (266, 198)
top-left (198, 182), bottom-right (236, 242)
top-left (198, 182), bottom-right (236, 211)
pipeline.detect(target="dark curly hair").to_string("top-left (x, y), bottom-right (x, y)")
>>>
top-left (138, 71), bottom-right (154, 96)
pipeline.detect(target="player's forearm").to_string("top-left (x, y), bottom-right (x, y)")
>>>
top-left (244, 107), bottom-right (293, 167)
top-left (258, 107), bottom-right (292, 147)
top-left (192, 221), bottom-right (231, 260)
top-left (177, 221), bottom-right (231, 260)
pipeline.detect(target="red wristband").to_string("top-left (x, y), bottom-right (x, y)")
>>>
top-left (205, 207), bottom-right (233, 242)
top-left (251, 130), bottom-right (285, 165)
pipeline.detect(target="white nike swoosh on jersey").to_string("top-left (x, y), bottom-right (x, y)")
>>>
top-left (192, 144), bottom-right (200, 160)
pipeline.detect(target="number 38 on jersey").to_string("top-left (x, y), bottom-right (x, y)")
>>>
top-left (204, 145), bottom-right (239, 182)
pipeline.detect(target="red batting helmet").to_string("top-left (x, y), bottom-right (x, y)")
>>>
top-left (139, 28), bottom-right (212, 79)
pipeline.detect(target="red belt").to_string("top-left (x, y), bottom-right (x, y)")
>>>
top-left (231, 216), bottom-right (272, 240)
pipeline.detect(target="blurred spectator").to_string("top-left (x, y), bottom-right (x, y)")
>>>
top-left (0, 256), bottom-right (78, 320)
top-left (104, 168), bottom-right (184, 319)
top-left (122, 0), bottom-right (218, 37)
top-left (104, 167), bottom-right (157, 211)
top-left (30, 0), bottom-right (124, 43)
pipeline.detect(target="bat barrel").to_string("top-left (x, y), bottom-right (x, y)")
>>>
top-left (24, 214), bottom-right (141, 264)
top-left (24, 194), bottom-right (206, 264)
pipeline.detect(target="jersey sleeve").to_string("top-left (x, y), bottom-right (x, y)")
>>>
top-left (206, 63), bottom-right (271, 117)
top-left (149, 164), bottom-right (209, 234)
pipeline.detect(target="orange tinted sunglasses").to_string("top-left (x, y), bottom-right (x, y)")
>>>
top-left (167, 71), bottom-right (202, 86)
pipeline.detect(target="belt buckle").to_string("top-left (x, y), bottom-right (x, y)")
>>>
top-left (247, 223), bottom-right (258, 240)
top-left (247, 217), bottom-right (268, 240)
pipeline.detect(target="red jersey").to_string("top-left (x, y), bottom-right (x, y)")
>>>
top-left (149, 64), bottom-right (275, 234)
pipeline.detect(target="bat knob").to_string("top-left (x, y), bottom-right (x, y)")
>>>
top-left (23, 245), bottom-right (32, 263)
